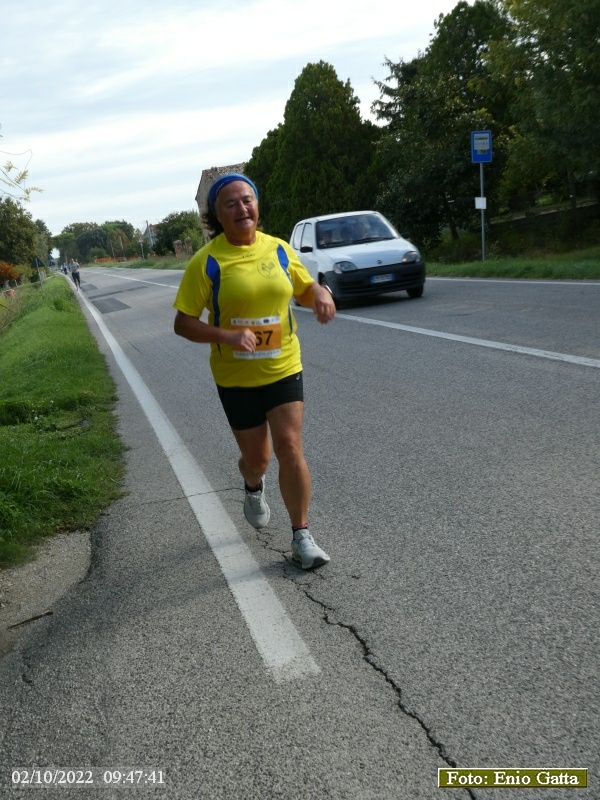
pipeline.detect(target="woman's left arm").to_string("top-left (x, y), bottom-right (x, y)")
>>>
top-left (295, 282), bottom-right (336, 324)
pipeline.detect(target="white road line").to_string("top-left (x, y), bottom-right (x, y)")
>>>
top-left (337, 313), bottom-right (600, 369)
top-left (88, 270), bottom-right (599, 369)
top-left (92, 269), bottom-right (175, 289)
top-left (78, 289), bottom-right (320, 684)
top-left (295, 307), bottom-right (600, 369)
top-left (428, 277), bottom-right (600, 286)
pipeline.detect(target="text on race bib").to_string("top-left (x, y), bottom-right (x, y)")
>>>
top-left (230, 316), bottom-right (282, 359)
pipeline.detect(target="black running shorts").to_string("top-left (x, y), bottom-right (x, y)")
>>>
top-left (217, 372), bottom-right (304, 430)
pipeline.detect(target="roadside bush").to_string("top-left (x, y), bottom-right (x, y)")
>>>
top-left (425, 231), bottom-right (482, 263)
top-left (0, 261), bottom-right (19, 285)
top-left (88, 246), bottom-right (109, 261)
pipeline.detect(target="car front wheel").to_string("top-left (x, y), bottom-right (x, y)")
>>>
top-left (407, 285), bottom-right (424, 299)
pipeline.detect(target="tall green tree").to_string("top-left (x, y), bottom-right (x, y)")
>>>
top-left (76, 227), bottom-right (109, 262)
top-left (99, 221), bottom-right (139, 259)
top-left (256, 61), bottom-right (379, 238)
top-left (424, 0), bottom-right (514, 126)
top-left (103, 219), bottom-right (135, 240)
top-left (372, 0), bottom-right (513, 248)
top-left (55, 222), bottom-right (98, 262)
top-left (34, 219), bottom-right (52, 264)
top-left (245, 125), bottom-right (282, 226)
top-left (0, 198), bottom-right (38, 265)
top-left (497, 0), bottom-right (600, 206)
top-left (52, 231), bottom-right (77, 265)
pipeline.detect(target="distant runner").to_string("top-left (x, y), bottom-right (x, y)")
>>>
top-left (70, 259), bottom-right (81, 290)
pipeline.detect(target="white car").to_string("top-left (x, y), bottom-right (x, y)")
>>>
top-left (290, 211), bottom-right (425, 306)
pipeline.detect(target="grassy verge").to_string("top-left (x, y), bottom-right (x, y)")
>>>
top-left (87, 245), bottom-right (600, 281)
top-left (426, 245), bottom-right (600, 279)
top-left (91, 256), bottom-right (184, 270)
top-left (0, 277), bottom-right (126, 568)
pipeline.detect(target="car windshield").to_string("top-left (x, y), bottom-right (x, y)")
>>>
top-left (316, 214), bottom-right (397, 249)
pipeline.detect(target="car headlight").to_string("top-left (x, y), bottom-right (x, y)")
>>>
top-left (401, 251), bottom-right (420, 263)
top-left (333, 261), bottom-right (357, 273)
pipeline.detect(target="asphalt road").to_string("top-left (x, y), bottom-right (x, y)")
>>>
top-left (0, 269), bottom-right (598, 799)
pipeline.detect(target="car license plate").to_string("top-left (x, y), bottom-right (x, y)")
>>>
top-left (370, 273), bottom-right (393, 284)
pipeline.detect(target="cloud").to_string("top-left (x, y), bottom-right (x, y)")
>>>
top-left (3, 0), bottom-right (466, 234)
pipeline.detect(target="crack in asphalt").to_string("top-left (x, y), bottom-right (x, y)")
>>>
top-left (164, 499), bottom-right (479, 798)
top-left (298, 583), bottom-right (479, 800)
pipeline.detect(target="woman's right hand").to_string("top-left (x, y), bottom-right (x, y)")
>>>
top-left (226, 328), bottom-right (257, 352)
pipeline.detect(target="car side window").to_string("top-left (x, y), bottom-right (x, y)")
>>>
top-left (291, 224), bottom-right (304, 250)
top-left (300, 223), bottom-right (314, 250)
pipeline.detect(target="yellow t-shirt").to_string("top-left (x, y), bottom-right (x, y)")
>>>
top-left (174, 231), bottom-right (315, 387)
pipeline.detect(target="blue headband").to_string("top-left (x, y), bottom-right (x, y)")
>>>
top-left (207, 173), bottom-right (258, 213)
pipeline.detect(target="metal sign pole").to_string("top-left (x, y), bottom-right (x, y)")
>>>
top-left (471, 130), bottom-right (492, 263)
top-left (480, 163), bottom-right (485, 262)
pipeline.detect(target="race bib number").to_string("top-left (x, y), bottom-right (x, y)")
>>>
top-left (230, 316), bottom-right (282, 359)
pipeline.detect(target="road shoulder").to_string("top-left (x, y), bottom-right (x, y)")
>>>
top-left (0, 531), bottom-right (90, 661)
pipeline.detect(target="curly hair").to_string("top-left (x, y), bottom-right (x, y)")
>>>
top-left (201, 206), bottom-right (223, 240)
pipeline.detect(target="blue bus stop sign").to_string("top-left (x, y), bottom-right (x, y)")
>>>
top-left (471, 130), bottom-right (492, 163)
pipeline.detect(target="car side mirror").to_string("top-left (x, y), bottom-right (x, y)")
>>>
top-left (300, 245), bottom-right (313, 253)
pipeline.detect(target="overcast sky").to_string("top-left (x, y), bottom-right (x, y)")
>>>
top-left (2, 0), bottom-right (465, 236)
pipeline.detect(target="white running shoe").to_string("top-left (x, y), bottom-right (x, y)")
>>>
top-left (243, 479), bottom-right (270, 528)
top-left (291, 530), bottom-right (330, 570)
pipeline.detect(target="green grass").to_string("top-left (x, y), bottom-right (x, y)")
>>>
top-left (0, 277), bottom-right (125, 567)
top-left (426, 245), bottom-right (600, 279)
top-left (90, 255), bottom-right (184, 270)
top-left (0, 288), bottom-right (29, 337)
top-left (91, 246), bottom-right (600, 281)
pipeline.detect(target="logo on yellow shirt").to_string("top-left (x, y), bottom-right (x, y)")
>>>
top-left (258, 260), bottom-right (279, 279)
